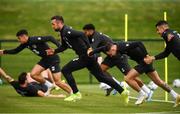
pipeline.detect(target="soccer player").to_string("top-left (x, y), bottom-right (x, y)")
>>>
top-left (144, 20), bottom-right (180, 64)
top-left (46, 15), bottom-right (129, 102)
top-left (0, 29), bottom-right (72, 95)
top-left (83, 24), bottom-right (153, 100)
top-left (89, 41), bottom-right (180, 107)
top-left (0, 68), bottom-right (65, 97)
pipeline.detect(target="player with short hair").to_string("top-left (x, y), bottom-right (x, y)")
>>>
top-left (83, 23), bottom-right (153, 99)
top-left (144, 20), bottom-right (180, 64)
top-left (89, 41), bottom-right (180, 107)
top-left (0, 29), bottom-right (72, 95)
top-left (46, 15), bottom-right (129, 103)
top-left (0, 68), bottom-right (65, 97)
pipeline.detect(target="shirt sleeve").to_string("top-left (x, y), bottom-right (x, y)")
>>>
top-left (155, 44), bottom-right (172, 60)
top-left (54, 39), bottom-right (68, 53)
top-left (3, 44), bottom-right (26, 54)
top-left (26, 85), bottom-right (39, 96)
top-left (30, 36), bottom-right (61, 48)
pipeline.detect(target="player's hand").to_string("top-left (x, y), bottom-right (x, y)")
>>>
top-left (46, 48), bottom-right (55, 56)
top-left (0, 50), bottom-right (4, 55)
top-left (87, 47), bottom-right (93, 56)
top-left (144, 55), bottom-right (154, 64)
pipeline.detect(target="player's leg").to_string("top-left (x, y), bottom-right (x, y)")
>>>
top-left (52, 72), bottom-right (72, 94)
top-left (124, 66), bottom-right (148, 105)
top-left (147, 70), bottom-right (180, 107)
top-left (62, 58), bottom-right (86, 101)
top-left (30, 64), bottom-right (46, 83)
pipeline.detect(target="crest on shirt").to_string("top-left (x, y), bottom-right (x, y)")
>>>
top-left (167, 33), bottom-right (174, 41)
top-left (38, 37), bottom-right (41, 40)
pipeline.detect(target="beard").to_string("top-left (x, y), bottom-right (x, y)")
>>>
top-left (54, 28), bottom-right (60, 32)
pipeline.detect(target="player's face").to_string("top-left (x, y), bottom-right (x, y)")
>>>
top-left (106, 45), bottom-right (117, 57)
top-left (83, 30), bottom-right (92, 37)
top-left (18, 35), bottom-right (28, 44)
top-left (156, 26), bottom-right (165, 36)
top-left (51, 19), bottom-right (60, 32)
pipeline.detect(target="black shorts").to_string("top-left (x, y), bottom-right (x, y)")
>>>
top-left (38, 55), bottom-right (60, 73)
top-left (102, 54), bottom-right (131, 75)
top-left (134, 61), bottom-right (155, 74)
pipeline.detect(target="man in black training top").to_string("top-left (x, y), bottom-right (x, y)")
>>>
top-left (89, 41), bottom-right (180, 107)
top-left (83, 24), bottom-right (153, 100)
top-left (46, 15), bottom-right (129, 103)
top-left (0, 30), bottom-right (72, 95)
top-left (144, 20), bottom-right (180, 64)
top-left (0, 68), bottom-right (65, 97)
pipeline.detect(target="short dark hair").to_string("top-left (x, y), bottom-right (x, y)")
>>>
top-left (155, 20), bottom-right (168, 27)
top-left (83, 24), bottom-right (95, 30)
top-left (105, 42), bottom-right (113, 51)
top-left (51, 15), bottom-right (64, 23)
top-left (18, 72), bottom-right (27, 84)
top-left (16, 29), bottom-right (28, 37)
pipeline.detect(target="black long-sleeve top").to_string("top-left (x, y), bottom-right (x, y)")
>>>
top-left (55, 25), bottom-right (90, 56)
top-left (90, 41), bottom-right (148, 63)
top-left (155, 29), bottom-right (180, 61)
top-left (4, 36), bottom-right (61, 58)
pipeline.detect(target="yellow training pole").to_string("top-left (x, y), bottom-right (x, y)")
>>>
top-left (123, 14), bottom-right (128, 91)
top-left (164, 11), bottom-right (168, 102)
top-left (125, 14), bottom-right (128, 42)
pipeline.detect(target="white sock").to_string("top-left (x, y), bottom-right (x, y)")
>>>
top-left (139, 89), bottom-right (146, 96)
top-left (44, 80), bottom-right (53, 88)
top-left (141, 84), bottom-right (150, 94)
top-left (170, 89), bottom-right (178, 99)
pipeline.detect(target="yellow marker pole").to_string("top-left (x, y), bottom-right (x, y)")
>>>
top-left (124, 14), bottom-right (128, 91)
top-left (125, 14), bottom-right (128, 42)
top-left (164, 11), bottom-right (168, 102)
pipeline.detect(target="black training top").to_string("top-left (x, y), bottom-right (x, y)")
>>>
top-left (4, 36), bottom-right (61, 58)
top-left (10, 81), bottom-right (47, 97)
top-left (55, 25), bottom-right (90, 56)
top-left (91, 41), bottom-right (148, 63)
top-left (116, 41), bottom-right (148, 63)
top-left (155, 29), bottom-right (180, 60)
top-left (89, 31), bottom-right (113, 49)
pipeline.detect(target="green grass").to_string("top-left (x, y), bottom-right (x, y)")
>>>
top-left (0, 84), bottom-right (180, 113)
top-left (0, 0), bottom-right (179, 39)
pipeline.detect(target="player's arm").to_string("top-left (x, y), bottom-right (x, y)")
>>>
top-left (0, 68), bottom-right (14, 83)
top-left (154, 44), bottom-right (172, 60)
top-left (88, 46), bottom-right (107, 56)
top-left (0, 44), bottom-right (26, 55)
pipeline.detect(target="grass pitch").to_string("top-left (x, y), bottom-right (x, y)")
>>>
top-left (0, 84), bottom-right (180, 113)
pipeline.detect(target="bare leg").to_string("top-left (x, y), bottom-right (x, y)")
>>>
top-left (124, 69), bottom-right (141, 92)
top-left (53, 72), bottom-right (72, 94)
top-left (30, 64), bottom-right (46, 83)
top-left (147, 71), bottom-right (171, 92)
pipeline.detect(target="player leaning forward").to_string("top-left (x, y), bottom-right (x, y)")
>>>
top-left (89, 41), bottom-right (180, 107)
top-left (46, 15), bottom-right (129, 102)
top-left (0, 30), bottom-right (72, 96)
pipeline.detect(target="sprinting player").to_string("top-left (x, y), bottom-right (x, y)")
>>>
top-left (89, 41), bottom-right (180, 107)
top-left (144, 20), bottom-right (180, 64)
top-left (0, 68), bottom-right (65, 97)
top-left (83, 24), bottom-right (153, 99)
top-left (46, 15), bottom-right (129, 103)
top-left (0, 29), bottom-right (72, 95)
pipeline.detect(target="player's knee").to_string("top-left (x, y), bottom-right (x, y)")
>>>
top-left (124, 76), bottom-right (130, 82)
